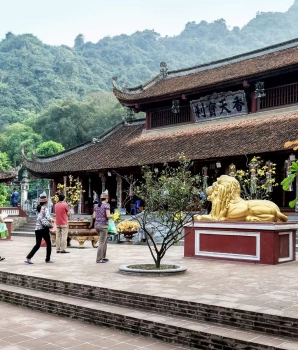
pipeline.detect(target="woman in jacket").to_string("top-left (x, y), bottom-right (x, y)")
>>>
top-left (25, 192), bottom-right (54, 264)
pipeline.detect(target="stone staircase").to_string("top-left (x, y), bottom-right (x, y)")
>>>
top-left (0, 271), bottom-right (297, 349)
top-left (12, 216), bottom-right (36, 236)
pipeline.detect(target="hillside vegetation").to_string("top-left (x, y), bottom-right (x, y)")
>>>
top-left (0, 0), bottom-right (298, 165)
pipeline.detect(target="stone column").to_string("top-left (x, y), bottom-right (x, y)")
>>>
top-left (101, 175), bottom-right (106, 193)
top-left (116, 175), bottom-right (122, 209)
top-left (88, 176), bottom-right (91, 199)
top-left (77, 176), bottom-right (82, 214)
top-left (63, 176), bottom-right (67, 195)
top-left (21, 169), bottom-right (29, 210)
top-left (47, 181), bottom-right (51, 213)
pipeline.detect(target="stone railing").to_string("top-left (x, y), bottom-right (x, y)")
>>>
top-left (0, 207), bottom-right (27, 217)
top-left (0, 207), bottom-right (28, 233)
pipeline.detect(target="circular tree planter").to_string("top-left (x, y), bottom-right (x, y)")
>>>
top-left (118, 264), bottom-right (187, 276)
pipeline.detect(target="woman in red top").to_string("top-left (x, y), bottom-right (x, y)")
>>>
top-left (93, 193), bottom-right (113, 263)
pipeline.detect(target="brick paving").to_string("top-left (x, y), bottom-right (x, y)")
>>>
top-left (0, 302), bottom-right (190, 349)
top-left (1, 236), bottom-right (298, 318)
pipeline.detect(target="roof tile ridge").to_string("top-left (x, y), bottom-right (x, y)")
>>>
top-left (113, 37), bottom-right (298, 96)
top-left (167, 38), bottom-right (298, 77)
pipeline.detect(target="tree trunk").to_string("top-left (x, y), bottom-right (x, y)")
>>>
top-left (155, 256), bottom-right (161, 268)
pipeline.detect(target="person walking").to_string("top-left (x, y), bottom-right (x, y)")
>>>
top-left (24, 192), bottom-right (54, 264)
top-left (93, 192), bottom-right (113, 263)
top-left (93, 190), bottom-right (99, 204)
top-left (55, 194), bottom-right (69, 253)
top-left (11, 188), bottom-right (19, 207)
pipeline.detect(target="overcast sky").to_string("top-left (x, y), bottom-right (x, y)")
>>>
top-left (0, 0), bottom-right (295, 46)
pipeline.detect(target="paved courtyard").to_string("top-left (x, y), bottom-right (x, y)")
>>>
top-left (0, 237), bottom-right (298, 317)
top-left (0, 302), bottom-right (189, 349)
top-left (1, 236), bottom-right (298, 318)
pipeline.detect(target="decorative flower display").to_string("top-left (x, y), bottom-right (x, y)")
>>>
top-left (112, 210), bottom-right (121, 222)
top-left (52, 175), bottom-right (85, 207)
top-left (233, 156), bottom-right (278, 200)
top-left (117, 220), bottom-right (140, 233)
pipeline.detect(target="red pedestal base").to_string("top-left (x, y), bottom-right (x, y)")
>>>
top-left (184, 222), bottom-right (297, 265)
top-left (1, 219), bottom-right (13, 241)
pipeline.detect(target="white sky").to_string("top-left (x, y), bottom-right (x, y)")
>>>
top-left (0, 0), bottom-right (295, 46)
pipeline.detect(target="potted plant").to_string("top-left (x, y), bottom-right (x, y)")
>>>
top-left (117, 220), bottom-right (140, 243)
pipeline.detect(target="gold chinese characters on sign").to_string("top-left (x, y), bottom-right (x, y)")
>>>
top-left (194, 175), bottom-right (288, 222)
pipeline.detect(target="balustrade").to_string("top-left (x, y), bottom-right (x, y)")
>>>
top-left (150, 105), bottom-right (191, 128)
top-left (259, 83), bottom-right (298, 110)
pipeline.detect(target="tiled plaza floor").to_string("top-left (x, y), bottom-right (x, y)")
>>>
top-left (1, 236), bottom-right (298, 318)
top-left (0, 302), bottom-right (190, 349)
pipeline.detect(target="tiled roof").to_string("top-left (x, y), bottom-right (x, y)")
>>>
top-left (113, 39), bottom-right (298, 103)
top-left (23, 113), bottom-right (298, 176)
top-left (0, 172), bottom-right (17, 183)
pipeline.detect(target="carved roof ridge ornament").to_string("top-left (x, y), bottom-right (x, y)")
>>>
top-left (21, 145), bottom-right (32, 162)
top-left (160, 62), bottom-right (168, 79)
top-left (123, 107), bottom-right (136, 124)
top-left (112, 76), bottom-right (118, 89)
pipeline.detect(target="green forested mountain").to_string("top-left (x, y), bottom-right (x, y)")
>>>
top-left (0, 1), bottom-right (298, 164)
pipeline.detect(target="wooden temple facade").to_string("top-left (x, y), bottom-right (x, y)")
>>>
top-left (22, 38), bottom-right (298, 213)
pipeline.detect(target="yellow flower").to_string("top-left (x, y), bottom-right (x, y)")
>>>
top-left (174, 212), bottom-right (185, 221)
top-left (117, 220), bottom-right (140, 233)
top-left (112, 211), bottom-right (121, 223)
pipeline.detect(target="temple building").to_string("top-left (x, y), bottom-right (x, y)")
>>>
top-left (0, 171), bottom-right (18, 184)
top-left (23, 38), bottom-right (298, 213)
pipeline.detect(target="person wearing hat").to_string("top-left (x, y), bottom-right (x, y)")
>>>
top-left (25, 192), bottom-right (54, 264)
top-left (93, 191), bottom-right (113, 263)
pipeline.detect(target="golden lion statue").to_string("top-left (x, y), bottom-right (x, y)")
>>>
top-left (195, 175), bottom-right (287, 222)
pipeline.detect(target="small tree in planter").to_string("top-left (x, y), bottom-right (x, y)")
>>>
top-left (52, 175), bottom-right (85, 218)
top-left (234, 156), bottom-right (278, 200)
top-left (125, 155), bottom-right (204, 269)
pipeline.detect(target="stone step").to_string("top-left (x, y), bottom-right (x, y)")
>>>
top-left (13, 226), bottom-right (36, 232)
top-left (11, 231), bottom-right (35, 236)
top-left (0, 271), bottom-right (298, 343)
top-left (0, 283), bottom-right (296, 350)
top-left (13, 226), bottom-right (36, 230)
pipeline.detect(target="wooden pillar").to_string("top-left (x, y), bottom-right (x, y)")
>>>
top-left (116, 175), bottom-right (122, 209)
top-left (88, 176), bottom-right (91, 200)
top-left (251, 92), bottom-right (257, 113)
top-left (77, 176), bottom-right (82, 214)
top-left (146, 111), bottom-right (150, 130)
top-left (101, 175), bottom-right (106, 193)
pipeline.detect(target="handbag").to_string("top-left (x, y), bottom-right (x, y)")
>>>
top-left (108, 219), bottom-right (117, 234)
top-left (41, 218), bottom-right (53, 229)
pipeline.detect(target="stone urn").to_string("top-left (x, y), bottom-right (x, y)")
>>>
top-left (121, 230), bottom-right (137, 243)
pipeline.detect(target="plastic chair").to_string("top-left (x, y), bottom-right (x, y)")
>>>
top-left (130, 200), bottom-right (141, 215)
